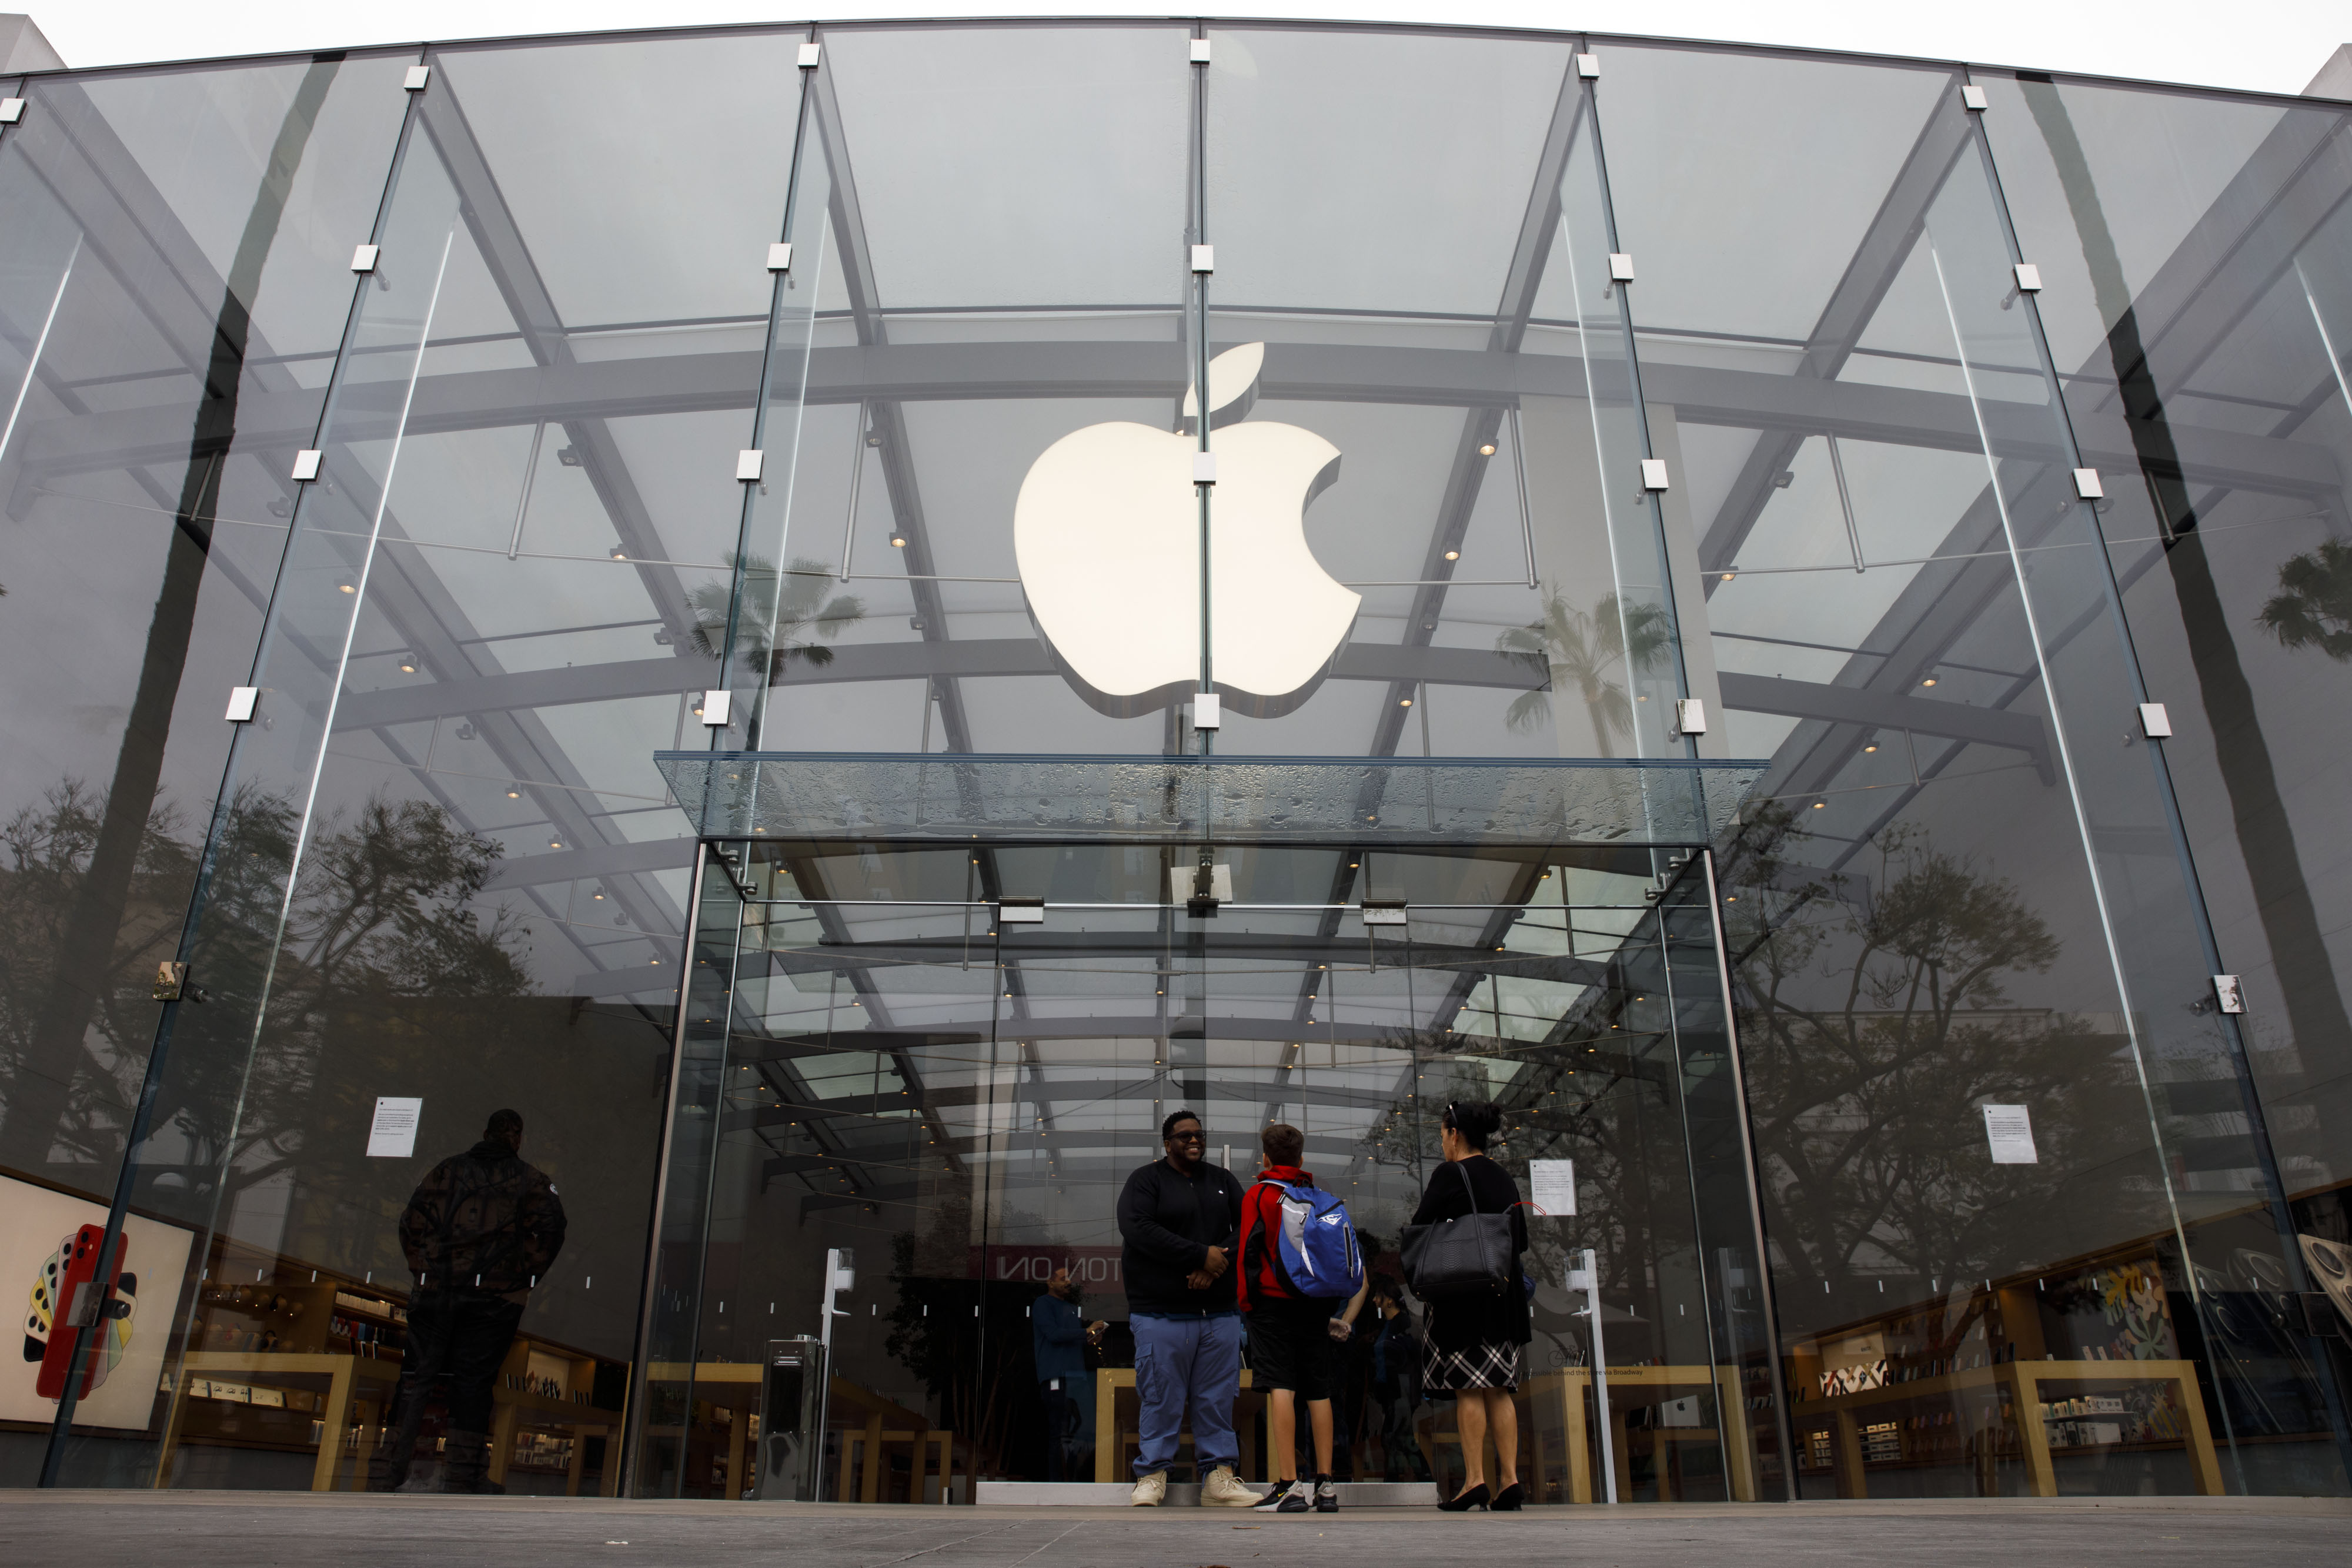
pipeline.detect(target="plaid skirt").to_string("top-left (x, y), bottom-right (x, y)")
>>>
top-left (1422, 1334), bottom-right (1521, 1392)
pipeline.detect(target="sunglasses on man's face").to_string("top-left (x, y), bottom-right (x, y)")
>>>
top-left (1168, 1129), bottom-right (1206, 1144)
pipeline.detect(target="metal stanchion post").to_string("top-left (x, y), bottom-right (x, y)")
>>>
top-left (1570, 1247), bottom-right (1617, 1503)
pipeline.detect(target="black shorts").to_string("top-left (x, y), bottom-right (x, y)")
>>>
top-left (1247, 1299), bottom-right (1337, 1401)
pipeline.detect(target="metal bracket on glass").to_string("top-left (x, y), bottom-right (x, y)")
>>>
top-left (350, 244), bottom-right (380, 273)
top-left (1673, 697), bottom-right (1708, 737)
top-left (1361, 899), bottom-right (1408, 927)
top-left (1575, 54), bottom-right (1599, 79)
top-left (291, 449), bottom-right (323, 482)
top-left (1190, 38), bottom-right (1212, 65)
top-left (224, 686), bottom-right (260, 723)
top-left (2213, 974), bottom-right (2246, 1015)
top-left (1960, 83), bottom-right (1988, 111)
top-left (798, 42), bottom-right (821, 69)
top-left (1608, 253), bottom-right (1635, 283)
top-left (2138, 702), bottom-right (2173, 738)
top-left (0, 98), bottom-right (24, 124)
top-left (736, 449), bottom-right (765, 482)
top-left (2072, 467), bottom-right (2104, 499)
top-left (404, 65), bottom-right (431, 92)
top-left (699, 689), bottom-right (732, 728)
top-left (997, 896), bottom-right (1046, 925)
top-left (1191, 691), bottom-right (1221, 730)
top-left (2013, 262), bottom-right (2043, 293)
top-left (767, 242), bottom-right (793, 273)
top-left (1191, 244), bottom-right (1215, 274)
top-left (1639, 458), bottom-right (1671, 492)
top-left (1192, 452), bottom-right (1218, 486)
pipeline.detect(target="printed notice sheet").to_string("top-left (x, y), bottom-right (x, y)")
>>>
top-left (1982, 1104), bottom-right (2037, 1165)
top-left (367, 1096), bottom-right (423, 1158)
top-left (1529, 1159), bottom-right (1577, 1215)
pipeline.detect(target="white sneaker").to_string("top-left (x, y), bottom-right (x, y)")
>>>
top-left (1130, 1470), bottom-right (1167, 1507)
top-left (1201, 1466), bottom-right (1259, 1507)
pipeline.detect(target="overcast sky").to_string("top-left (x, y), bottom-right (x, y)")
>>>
top-left (21, 2), bottom-right (2350, 96)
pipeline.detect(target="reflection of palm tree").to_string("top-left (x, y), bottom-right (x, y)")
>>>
top-left (1494, 586), bottom-right (1672, 756)
top-left (2259, 539), bottom-right (2352, 661)
top-left (687, 554), bottom-right (864, 678)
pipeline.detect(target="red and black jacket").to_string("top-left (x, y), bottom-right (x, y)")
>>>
top-left (1235, 1164), bottom-right (1313, 1312)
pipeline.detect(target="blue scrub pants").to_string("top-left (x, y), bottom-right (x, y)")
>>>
top-left (1130, 1310), bottom-right (1243, 1477)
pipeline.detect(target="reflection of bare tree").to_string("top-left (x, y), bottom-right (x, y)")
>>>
top-left (2258, 539), bottom-right (2352, 661)
top-left (687, 554), bottom-right (865, 677)
top-left (1719, 813), bottom-right (2136, 1298)
top-left (1495, 586), bottom-right (1672, 757)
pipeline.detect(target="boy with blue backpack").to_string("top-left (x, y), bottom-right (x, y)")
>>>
top-left (1235, 1123), bottom-right (1367, 1513)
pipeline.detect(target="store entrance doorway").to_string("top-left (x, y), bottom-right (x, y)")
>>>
top-left (626, 834), bottom-right (1789, 1504)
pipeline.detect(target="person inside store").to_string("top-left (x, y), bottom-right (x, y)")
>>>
top-left (1033, 1265), bottom-right (1107, 1482)
top-left (1235, 1121), bottom-right (1369, 1513)
top-left (1367, 1277), bottom-right (1434, 1483)
top-left (1115, 1108), bottom-right (1256, 1507)
top-left (375, 1108), bottom-right (568, 1492)
top-left (1409, 1101), bottom-right (1529, 1511)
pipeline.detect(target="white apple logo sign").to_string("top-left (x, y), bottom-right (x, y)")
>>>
top-left (1014, 342), bottom-right (1359, 719)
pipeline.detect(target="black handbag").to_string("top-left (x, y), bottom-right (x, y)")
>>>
top-left (1400, 1161), bottom-right (1516, 1300)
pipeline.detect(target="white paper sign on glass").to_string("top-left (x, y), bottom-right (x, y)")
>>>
top-left (1982, 1104), bottom-right (2037, 1165)
top-left (1529, 1159), bottom-right (1577, 1216)
top-left (367, 1096), bottom-right (423, 1158)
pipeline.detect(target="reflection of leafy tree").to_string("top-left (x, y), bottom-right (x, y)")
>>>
top-left (0, 780), bottom-right (199, 1172)
top-left (687, 554), bottom-right (865, 676)
top-left (0, 777), bottom-right (533, 1218)
top-left (1718, 814), bottom-right (2140, 1305)
top-left (2258, 539), bottom-right (2352, 661)
top-left (883, 1188), bottom-right (1030, 1483)
top-left (1495, 586), bottom-right (1673, 757)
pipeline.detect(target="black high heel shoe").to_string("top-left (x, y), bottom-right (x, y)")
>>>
top-left (1438, 1482), bottom-right (1491, 1512)
top-left (1491, 1482), bottom-right (1525, 1511)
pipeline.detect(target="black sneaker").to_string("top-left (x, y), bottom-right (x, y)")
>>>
top-left (1277, 1482), bottom-right (1312, 1513)
top-left (1251, 1480), bottom-right (1297, 1512)
top-left (1314, 1478), bottom-right (1339, 1513)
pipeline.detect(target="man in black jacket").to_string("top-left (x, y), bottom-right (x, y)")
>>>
top-left (374, 1108), bottom-right (567, 1492)
top-left (1115, 1109), bottom-right (1255, 1506)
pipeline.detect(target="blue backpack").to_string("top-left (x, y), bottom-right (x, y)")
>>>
top-left (1259, 1179), bottom-right (1366, 1300)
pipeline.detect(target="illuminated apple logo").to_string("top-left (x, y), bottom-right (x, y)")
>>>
top-left (1014, 343), bottom-right (1359, 719)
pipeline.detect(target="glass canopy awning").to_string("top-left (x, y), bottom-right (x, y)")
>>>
top-left (654, 751), bottom-right (1765, 847)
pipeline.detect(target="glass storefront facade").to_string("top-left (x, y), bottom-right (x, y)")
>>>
top-left (1, 19), bottom-right (2348, 1504)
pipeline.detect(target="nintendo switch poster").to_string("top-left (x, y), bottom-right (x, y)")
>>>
top-left (5, 1173), bottom-right (194, 1429)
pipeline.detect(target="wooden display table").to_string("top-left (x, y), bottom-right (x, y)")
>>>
top-left (1789, 1358), bottom-right (2222, 1499)
top-left (643, 1364), bottom-right (954, 1503)
top-left (1092, 1368), bottom-right (1261, 1482)
top-left (156, 1350), bottom-right (619, 1495)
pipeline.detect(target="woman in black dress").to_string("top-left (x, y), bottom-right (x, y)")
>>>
top-left (1408, 1101), bottom-right (1528, 1510)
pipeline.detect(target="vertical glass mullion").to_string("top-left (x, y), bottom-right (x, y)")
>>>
top-left (732, 38), bottom-right (823, 755)
top-left (626, 844), bottom-right (747, 1495)
top-left (1573, 49), bottom-right (1695, 750)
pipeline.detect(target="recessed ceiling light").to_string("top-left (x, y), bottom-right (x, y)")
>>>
top-left (338, 583), bottom-right (355, 594)
top-left (1399, 697), bottom-right (1412, 707)
top-left (398, 657), bottom-right (416, 673)
top-left (549, 838), bottom-right (563, 849)
top-left (610, 547), bottom-right (627, 561)
top-left (1720, 571), bottom-right (1736, 581)
top-left (1444, 550), bottom-right (1460, 561)
top-left (1812, 801), bottom-right (1826, 809)
top-left (891, 536), bottom-right (908, 547)
top-left (1921, 676), bottom-right (1937, 687)
top-left (1479, 443), bottom-right (1496, 456)
top-left (1863, 743), bottom-right (1877, 753)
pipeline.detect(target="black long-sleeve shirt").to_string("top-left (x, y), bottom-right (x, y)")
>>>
top-left (1116, 1157), bottom-right (1244, 1315)
top-left (1407, 1154), bottom-right (1529, 1352)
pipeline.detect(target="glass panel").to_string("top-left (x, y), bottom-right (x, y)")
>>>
top-left (0, 52), bottom-right (419, 1486)
top-left (1978, 70), bottom-right (2352, 1492)
top-left (657, 751), bottom-right (1762, 847)
top-left (1594, 38), bottom-right (2267, 1500)
top-left (743, 23), bottom-right (1194, 761)
top-left (39, 31), bottom-right (808, 1493)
